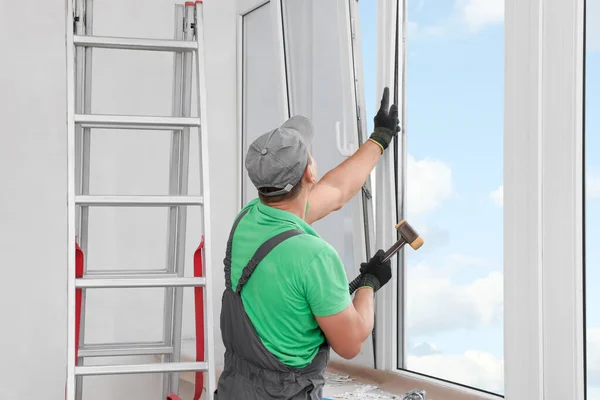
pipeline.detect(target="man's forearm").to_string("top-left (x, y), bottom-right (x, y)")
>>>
top-left (352, 287), bottom-right (375, 341)
top-left (319, 140), bottom-right (382, 205)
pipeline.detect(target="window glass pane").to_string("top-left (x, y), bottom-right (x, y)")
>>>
top-left (401, 0), bottom-right (504, 393)
top-left (242, 2), bottom-right (287, 204)
top-left (282, 0), bottom-right (364, 277)
top-left (282, 0), bottom-right (373, 366)
top-left (585, 0), bottom-right (600, 398)
top-left (358, 1), bottom-right (377, 137)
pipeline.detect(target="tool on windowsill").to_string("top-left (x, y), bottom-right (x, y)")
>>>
top-left (348, 219), bottom-right (423, 294)
top-left (402, 389), bottom-right (427, 400)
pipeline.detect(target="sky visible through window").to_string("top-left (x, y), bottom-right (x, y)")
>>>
top-left (358, 0), bottom-right (598, 397)
top-left (586, 0), bottom-right (600, 398)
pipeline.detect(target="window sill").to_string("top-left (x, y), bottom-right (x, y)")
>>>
top-left (326, 359), bottom-right (504, 400)
top-left (164, 339), bottom-right (503, 400)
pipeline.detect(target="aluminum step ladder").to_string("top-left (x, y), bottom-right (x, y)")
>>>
top-left (65, 1), bottom-right (215, 399)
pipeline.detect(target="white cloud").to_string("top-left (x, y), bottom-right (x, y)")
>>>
top-left (407, 349), bottom-right (504, 393)
top-left (414, 223), bottom-right (451, 253)
top-left (409, 341), bottom-right (442, 357)
top-left (490, 185), bottom-right (503, 207)
top-left (589, 327), bottom-right (600, 387)
top-left (409, 0), bottom-right (504, 40)
top-left (588, 174), bottom-right (600, 199)
top-left (446, 253), bottom-right (488, 267)
top-left (406, 329), bottom-right (600, 395)
top-left (407, 262), bottom-right (503, 336)
top-left (457, 0), bottom-right (504, 33)
top-left (407, 155), bottom-right (453, 216)
top-left (415, 0), bottom-right (595, 48)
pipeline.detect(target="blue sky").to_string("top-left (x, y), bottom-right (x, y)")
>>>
top-left (358, 0), bottom-right (599, 395)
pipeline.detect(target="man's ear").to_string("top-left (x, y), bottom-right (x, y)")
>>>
top-left (304, 162), bottom-right (317, 185)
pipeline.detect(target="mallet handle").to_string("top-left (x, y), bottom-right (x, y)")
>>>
top-left (348, 274), bottom-right (364, 295)
top-left (382, 238), bottom-right (407, 263)
top-left (348, 238), bottom-right (408, 294)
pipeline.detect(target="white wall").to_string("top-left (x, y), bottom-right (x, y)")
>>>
top-left (201, 0), bottom-right (238, 373)
top-left (0, 0), bottom-right (237, 398)
top-left (0, 0), bottom-right (68, 397)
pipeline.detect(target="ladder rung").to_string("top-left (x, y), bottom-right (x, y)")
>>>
top-left (76, 276), bottom-right (206, 289)
top-left (78, 342), bottom-right (173, 358)
top-left (84, 269), bottom-right (168, 277)
top-left (75, 195), bottom-right (204, 206)
top-left (73, 35), bottom-right (197, 52)
top-left (75, 362), bottom-right (208, 376)
top-left (74, 114), bottom-right (201, 129)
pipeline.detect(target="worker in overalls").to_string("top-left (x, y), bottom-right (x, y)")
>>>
top-left (215, 88), bottom-right (400, 399)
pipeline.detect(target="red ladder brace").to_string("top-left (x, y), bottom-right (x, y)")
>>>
top-left (167, 235), bottom-right (206, 400)
top-left (75, 243), bottom-right (84, 363)
top-left (74, 238), bottom-right (206, 400)
top-left (65, 243), bottom-right (84, 400)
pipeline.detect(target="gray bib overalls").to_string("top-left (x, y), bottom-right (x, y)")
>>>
top-left (214, 208), bottom-right (330, 400)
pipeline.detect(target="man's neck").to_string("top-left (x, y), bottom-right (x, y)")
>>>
top-left (265, 198), bottom-right (307, 220)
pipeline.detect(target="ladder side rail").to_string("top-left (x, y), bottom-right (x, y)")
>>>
top-left (164, 0), bottom-right (185, 381)
top-left (74, 2), bottom-right (84, 239)
top-left (163, 4), bottom-right (187, 398)
top-left (66, 0), bottom-right (78, 396)
top-left (73, 4), bottom-right (84, 386)
top-left (167, 3), bottom-right (196, 397)
top-left (194, 2), bottom-right (216, 398)
top-left (75, 0), bottom-right (94, 398)
top-left (72, 0), bottom-right (93, 398)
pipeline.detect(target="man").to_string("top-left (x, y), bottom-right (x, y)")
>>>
top-left (215, 88), bottom-right (400, 400)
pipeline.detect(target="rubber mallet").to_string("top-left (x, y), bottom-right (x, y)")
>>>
top-left (348, 220), bottom-right (423, 294)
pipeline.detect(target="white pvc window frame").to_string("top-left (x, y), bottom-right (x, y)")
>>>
top-left (236, 0), bottom-right (376, 271)
top-left (503, 0), bottom-right (586, 399)
top-left (236, 0), bottom-right (290, 207)
top-left (373, 0), bottom-right (402, 373)
top-left (372, 0), bottom-right (587, 399)
top-left (278, 0), bottom-right (373, 256)
top-left (346, 0), bottom-right (377, 266)
top-left (236, 0), bottom-right (378, 366)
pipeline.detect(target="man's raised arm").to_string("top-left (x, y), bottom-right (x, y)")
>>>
top-left (305, 87), bottom-right (400, 225)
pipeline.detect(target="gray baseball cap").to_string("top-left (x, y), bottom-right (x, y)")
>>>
top-left (245, 115), bottom-right (314, 197)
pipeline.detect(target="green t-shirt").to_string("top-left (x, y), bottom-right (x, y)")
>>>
top-left (229, 198), bottom-right (351, 368)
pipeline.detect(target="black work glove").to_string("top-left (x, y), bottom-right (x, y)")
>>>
top-left (369, 87), bottom-right (400, 152)
top-left (357, 249), bottom-right (392, 293)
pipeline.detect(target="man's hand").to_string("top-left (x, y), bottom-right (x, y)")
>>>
top-left (369, 87), bottom-right (401, 153)
top-left (355, 249), bottom-right (392, 293)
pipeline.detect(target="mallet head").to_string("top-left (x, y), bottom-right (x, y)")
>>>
top-left (395, 220), bottom-right (424, 250)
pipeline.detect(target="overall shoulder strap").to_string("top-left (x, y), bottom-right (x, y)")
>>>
top-left (223, 208), bottom-right (250, 290)
top-left (235, 229), bottom-right (304, 293)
